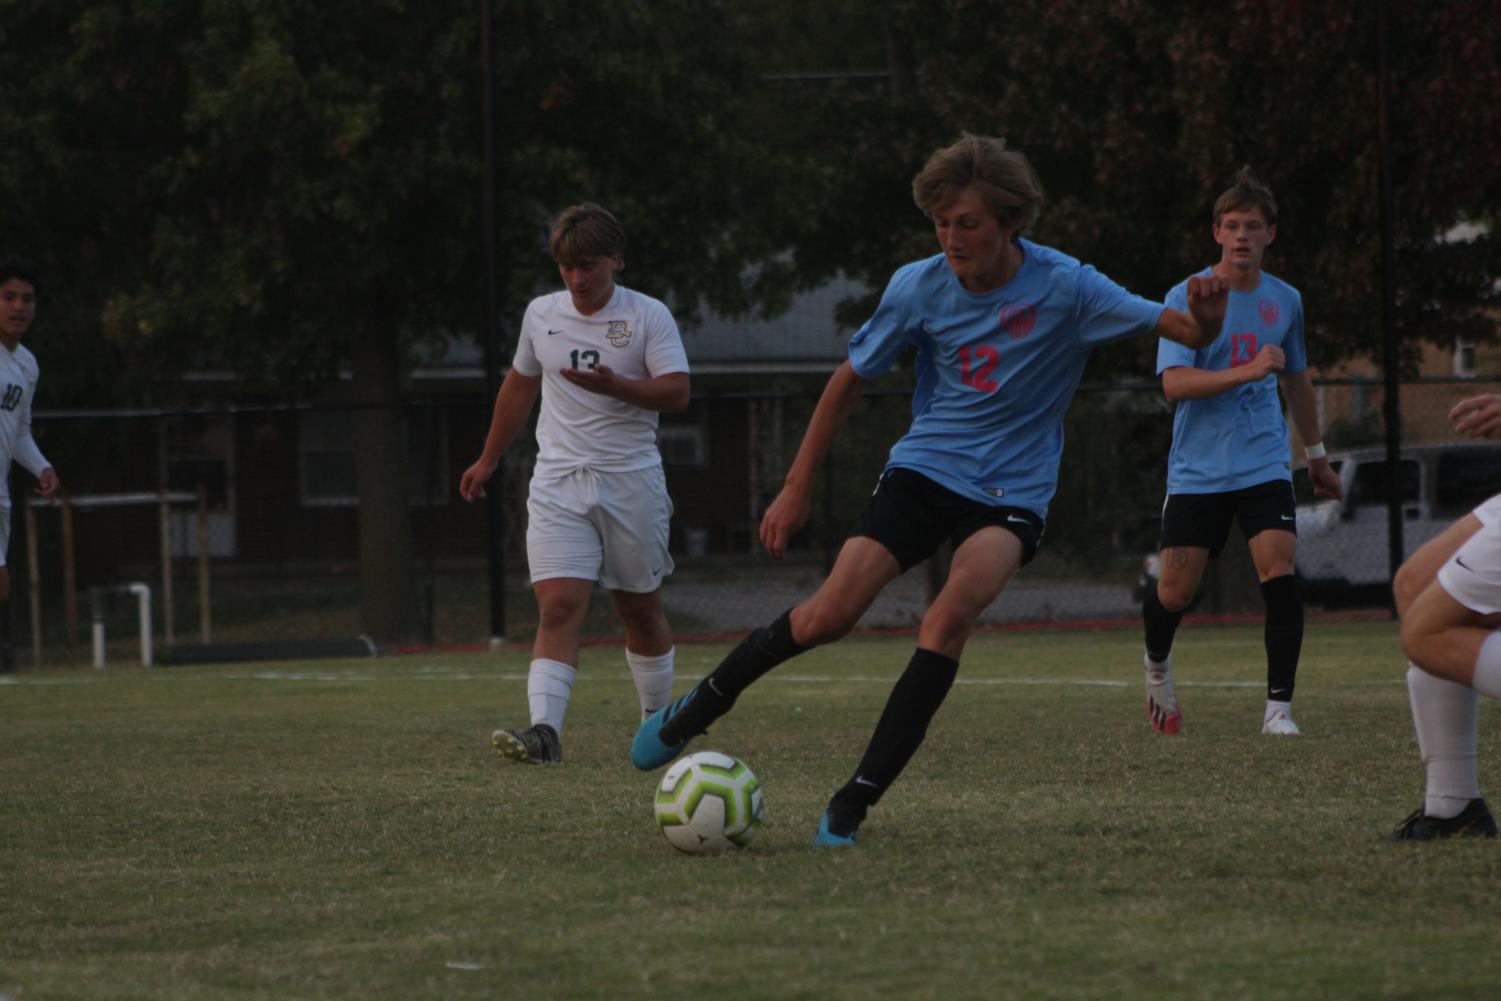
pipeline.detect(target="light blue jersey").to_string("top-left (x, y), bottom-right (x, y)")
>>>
top-left (1157, 270), bottom-right (1305, 494)
top-left (847, 240), bottom-right (1166, 518)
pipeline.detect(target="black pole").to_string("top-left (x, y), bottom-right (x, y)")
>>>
top-left (479, 0), bottom-right (506, 646)
top-left (1376, 0), bottom-right (1404, 613)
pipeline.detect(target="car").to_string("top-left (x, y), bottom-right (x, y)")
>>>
top-left (1294, 441), bottom-right (1501, 600)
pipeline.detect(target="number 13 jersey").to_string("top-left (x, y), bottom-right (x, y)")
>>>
top-left (512, 285), bottom-right (689, 477)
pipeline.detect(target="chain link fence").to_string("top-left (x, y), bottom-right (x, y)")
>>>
top-left (11, 376), bottom-right (1498, 667)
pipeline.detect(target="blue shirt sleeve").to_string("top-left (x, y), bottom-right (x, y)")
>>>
top-left (1074, 264), bottom-right (1167, 348)
top-left (847, 265), bottom-right (921, 379)
top-left (1283, 291), bottom-right (1307, 372)
top-left (1155, 281), bottom-right (1196, 374)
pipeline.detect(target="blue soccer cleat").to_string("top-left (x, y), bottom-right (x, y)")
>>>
top-left (812, 810), bottom-right (858, 848)
top-left (630, 685), bottom-right (703, 770)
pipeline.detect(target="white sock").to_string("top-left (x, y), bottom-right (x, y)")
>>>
top-left (627, 647), bottom-right (675, 717)
top-left (1407, 663), bottom-right (1480, 819)
top-left (1143, 651), bottom-right (1171, 683)
top-left (527, 659), bottom-right (576, 734)
top-left (1263, 699), bottom-right (1293, 723)
top-left (1470, 632), bottom-right (1501, 699)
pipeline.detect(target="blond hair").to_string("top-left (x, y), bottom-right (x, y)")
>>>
top-left (911, 134), bottom-right (1045, 231)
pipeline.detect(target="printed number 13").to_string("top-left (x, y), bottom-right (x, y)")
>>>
top-left (960, 345), bottom-right (1000, 394)
top-left (1230, 332), bottom-right (1258, 367)
top-left (570, 349), bottom-right (600, 371)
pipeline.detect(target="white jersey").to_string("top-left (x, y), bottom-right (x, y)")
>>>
top-left (512, 285), bottom-right (688, 477)
top-left (0, 342), bottom-right (49, 509)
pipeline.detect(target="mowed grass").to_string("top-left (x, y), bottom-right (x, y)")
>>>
top-left (4, 620), bottom-right (1501, 1000)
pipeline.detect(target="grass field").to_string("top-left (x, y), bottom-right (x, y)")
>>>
top-left (5, 619), bottom-right (1501, 1000)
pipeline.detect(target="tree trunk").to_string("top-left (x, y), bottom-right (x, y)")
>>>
top-left (349, 322), bottom-right (421, 646)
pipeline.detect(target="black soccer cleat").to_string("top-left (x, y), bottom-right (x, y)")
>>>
top-left (1389, 798), bottom-right (1498, 841)
top-left (493, 723), bottom-right (563, 765)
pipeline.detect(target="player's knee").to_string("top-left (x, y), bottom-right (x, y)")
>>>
top-left (1156, 583), bottom-right (1194, 614)
top-left (924, 604), bottom-right (976, 644)
top-left (795, 603), bottom-right (856, 646)
top-left (1392, 562), bottom-right (1425, 618)
top-left (1399, 615), bottom-right (1438, 667)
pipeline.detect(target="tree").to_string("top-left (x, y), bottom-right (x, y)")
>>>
top-left (3, 0), bottom-right (827, 643)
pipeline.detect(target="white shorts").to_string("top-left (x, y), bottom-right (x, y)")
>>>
top-left (1437, 492), bottom-right (1501, 615)
top-left (525, 466), bottom-right (674, 593)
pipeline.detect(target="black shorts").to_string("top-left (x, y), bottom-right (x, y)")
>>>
top-left (849, 467), bottom-right (1046, 572)
top-left (1158, 479), bottom-right (1296, 557)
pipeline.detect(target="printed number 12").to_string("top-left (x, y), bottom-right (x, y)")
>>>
top-left (960, 345), bottom-right (1000, 394)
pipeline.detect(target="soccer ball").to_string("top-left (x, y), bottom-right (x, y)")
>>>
top-left (653, 751), bottom-right (764, 854)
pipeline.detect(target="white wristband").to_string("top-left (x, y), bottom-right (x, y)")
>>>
top-left (1305, 442), bottom-right (1326, 461)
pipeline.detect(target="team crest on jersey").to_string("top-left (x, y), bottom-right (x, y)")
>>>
top-left (998, 304), bottom-right (1037, 341)
top-left (606, 320), bottom-right (632, 347)
top-left (1258, 299), bottom-right (1280, 327)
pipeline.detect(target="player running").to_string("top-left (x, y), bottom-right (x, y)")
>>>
top-left (630, 134), bottom-right (1228, 846)
top-left (460, 204), bottom-right (689, 765)
top-left (1139, 167), bottom-right (1342, 737)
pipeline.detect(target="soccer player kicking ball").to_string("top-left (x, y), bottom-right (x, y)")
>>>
top-left (460, 204), bottom-right (689, 765)
top-left (0, 257), bottom-right (61, 667)
top-left (631, 134), bottom-right (1228, 846)
top-left (1390, 394), bottom-right (1501, 840)
top-left (1139, 167), bottom-right (1342, 737)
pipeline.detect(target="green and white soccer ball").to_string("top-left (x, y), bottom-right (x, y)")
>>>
top-left (654, 751), bottom-right (764, 853)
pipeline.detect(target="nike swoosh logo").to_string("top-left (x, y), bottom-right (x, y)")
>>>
top-left (854, 777), bottom-right (879, 788)
top-left (1456, 555), bottom-right (1476, 572)
top-left (1006, 514), bottom-right (1030, 525)
top-left (1280, 514), bottom-right (1294, 521)
top-left (547, 329), bottom-right (563, 336)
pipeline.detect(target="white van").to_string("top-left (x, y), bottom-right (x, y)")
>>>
top-left (1294, 441), bottom-right (1501, 594)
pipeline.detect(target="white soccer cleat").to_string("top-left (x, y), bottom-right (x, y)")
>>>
top-left (1261, 710), bottom-right (1302, 736)
top-left (1144, 652), bottom-right (1183, 735)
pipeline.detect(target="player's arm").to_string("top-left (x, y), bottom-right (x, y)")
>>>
top-left (1154, 273), bottom-right (1230, 350)
top-left (559, 368), bottom-right (689, 412)
top-left (1162, 344), bottom-right (1285, 402)
top-left (459, 368), bottom-right (542, 502)
top-left (13, 374), bottom-right (57, 496)
top-left (760, 361), bottom-right (867, 560)
top-left (1278, 368), bottom-right (1343, 500)
top-left (1450, 394), bottom-right (1501, 439)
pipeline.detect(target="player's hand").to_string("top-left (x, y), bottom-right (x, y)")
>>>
top-left (1308, 457), bottom-right (1343, 500)
top-left (1450, 394), bottom-right (1501, 440)
top-left (459, 458), bottom-right (497, 502)
top-left (1185, 273), bottom-right (1229, 338)
top-left (35, 467), bottom-right (59, 498)
top-left (560, 364), bottom-right (620, 398)
top-left (759, 486), bottom-right (810, 561)
top-left (1248, 344), bottom-right (1286, 380)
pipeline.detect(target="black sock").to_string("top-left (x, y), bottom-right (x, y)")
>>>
top-left (834, 648), bottom-right (959, 819)
top-left (664, 610), bottom-right (807, 740)
top-left (1261, 574), bottom-right (1303, 701)
top-left (1143, 586), bottom-right (1183, 664)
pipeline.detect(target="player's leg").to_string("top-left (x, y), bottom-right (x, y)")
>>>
top-left (495, 473), bottom-right (601, 765)
top-left (1238, 480), bottom-right (1303, 734)
top-left (630, 535), bottom-right (902, 770)
top-left (632, 468), bottom-right (948, 771)
top-left (1143, 493), bottom-right (1225, 733)
top-left (598, 466), bottom-right (677, 720)
top-left (818, 523), bottom-right (1028, 846)
top-left (1392, 500), bottom-right (1501, 839)
top-left (611, 588), bottom-right (674, 719)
